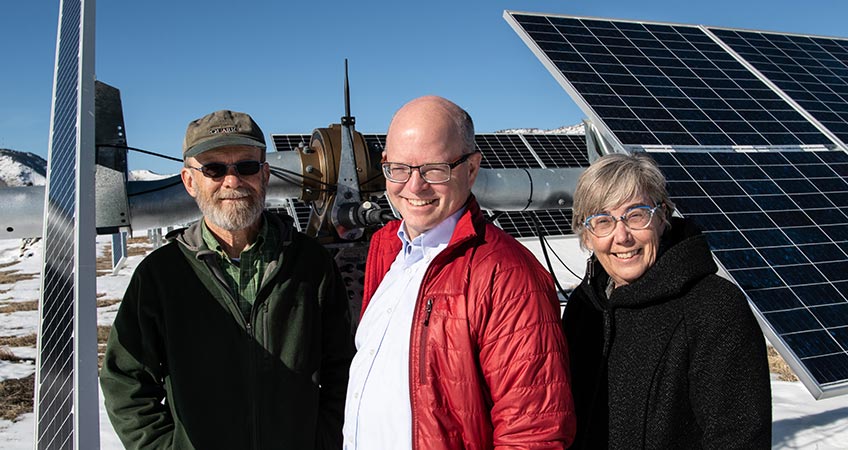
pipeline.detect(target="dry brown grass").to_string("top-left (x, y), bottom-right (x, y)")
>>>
top-left (0, 373), bottom-right (34, 421)
top-left (0, 300), bottom-right (39, 314)
top-left (0, 261), bottom-right (17, 270)
top-left (0, 334), bottom-right (37, 347)
top-left (0, 269), bottom-right (37, 284)
top-left (96, 237), bottom-right (153, 274)
top-left (97, 298), bottom-right (121, 308)
top-left (768, 346), bottom-right (798, 382)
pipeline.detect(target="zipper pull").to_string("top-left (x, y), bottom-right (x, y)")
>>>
top-left (586, 253), bottom-right (594, 279)
top-left (423, 297), bottom-right (434, 326)
top-left (246, 322), bottom-right (253, 338)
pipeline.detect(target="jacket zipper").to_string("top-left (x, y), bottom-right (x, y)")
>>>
top-left (419, 297), bottom-right (434, 385)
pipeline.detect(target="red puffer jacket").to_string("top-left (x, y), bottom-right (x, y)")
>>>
top-left (362, 197), bottom-right (576, 449)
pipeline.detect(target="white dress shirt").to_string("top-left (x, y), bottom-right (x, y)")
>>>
top-left (342, 209), bottom-right (463, 450)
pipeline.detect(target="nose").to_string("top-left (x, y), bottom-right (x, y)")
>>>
top-left (610, 219), bottom-right (633, 242)
top-left (405, 168), bottom-right (430, 191)
top-left (220, 167), bottom-right (243, 188)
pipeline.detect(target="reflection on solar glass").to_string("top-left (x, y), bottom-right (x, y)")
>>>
top-left (523, 134), bottom-right (590, 167)
top-left (492, 209), bottom-right (574, 238)
top-left (710, 28), bottom-right (848, 146)
top-left (507, 12), bottom-right (837, 149)
top-left (652, 150), bottom-right (848, 393)
top-left (476, 133), bottom-right (542, 168)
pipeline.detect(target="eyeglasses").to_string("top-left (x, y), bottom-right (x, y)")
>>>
top-left (189, 160), bottom-right (265, 179)
top-left (583, 204), bottom-right (662, 237)
top-left (382, 152), bottom-right (476, 184)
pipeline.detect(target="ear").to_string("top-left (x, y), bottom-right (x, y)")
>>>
top-left (180, 167), bottom-right (198, 198)
top-left (262, 160), bottom-right (271, 186)
top-left (466, 151), bottom-right (483, 185)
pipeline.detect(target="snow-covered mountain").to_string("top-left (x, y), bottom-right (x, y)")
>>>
top-left (496, 123), bottom-right (585, 135)
top-left (0, 149), bottom-right (46, 187)
top-left (0, 148), bottom-right (175, 186)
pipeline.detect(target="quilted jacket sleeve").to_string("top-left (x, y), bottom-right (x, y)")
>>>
top-left (476, 247), bottom-right (577, 449)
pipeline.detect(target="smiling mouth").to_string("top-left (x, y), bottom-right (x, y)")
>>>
top-left (406, 198), bottom-right (436, 207)
top-left (612, 249), bottom-right (642, 260)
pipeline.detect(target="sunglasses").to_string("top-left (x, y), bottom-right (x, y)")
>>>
top-left (189, 160), bottom-right (265, 179)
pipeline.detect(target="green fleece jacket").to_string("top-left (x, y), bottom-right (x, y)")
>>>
top-left (100, 213), bottom-right (354, 449)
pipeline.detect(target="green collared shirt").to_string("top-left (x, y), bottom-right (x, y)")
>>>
top-left (201, 217), bottom-right (281, 320)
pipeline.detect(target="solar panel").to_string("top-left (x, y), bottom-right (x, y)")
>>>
top-left (522, 134), bottom-right (589, 167)
top-left (271, 134), bottom-right (311, 153)
top-left (491, 210), bottom-right (575, 238)
top-left (651, 150), bottom-right (848, 398)
top-left (709, 28), bottom-right (848, 147)
top-left (505, 12), bottom-right (839, 151)
top-left (35, 0), bottom-right (99, 447)
top-left (476, 133), bottom-right (543, 168)
top-left (362, 133), bottom-right (387, 154)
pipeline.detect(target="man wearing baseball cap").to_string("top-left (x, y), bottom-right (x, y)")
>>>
top-left (101, 110), bottom-right (354, 449)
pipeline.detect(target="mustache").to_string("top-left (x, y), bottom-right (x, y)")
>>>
top-left (214, 188), bottom-right (254, 200)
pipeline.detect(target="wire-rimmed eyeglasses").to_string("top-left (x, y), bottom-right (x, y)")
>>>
top-left (189, 160), bottom-right (266, 179)
top-left (583, 204), bottom-right (662, 237)
top-left (381, 152), bottom-right (476, 184)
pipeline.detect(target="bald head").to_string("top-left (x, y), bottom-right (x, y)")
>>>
top-left (387, 96), bottom-right (475, 157)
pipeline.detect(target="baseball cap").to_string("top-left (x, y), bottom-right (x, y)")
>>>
top-left (182, 109), bottom-right (267, 158)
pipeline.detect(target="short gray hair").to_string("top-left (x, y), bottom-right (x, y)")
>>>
top-left (457, 109), bottom-right (475, 154)
top-left (572, 153), bottom-right (676, 246)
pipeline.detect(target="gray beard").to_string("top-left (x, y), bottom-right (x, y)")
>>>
top-left (194, 183), bottom-right (266, 231)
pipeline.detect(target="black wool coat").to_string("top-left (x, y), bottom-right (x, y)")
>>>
top-left (563, 218), bottom-right (772, 450)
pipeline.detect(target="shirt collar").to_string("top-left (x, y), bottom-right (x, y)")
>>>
top-left (396, 207), bottom-right (465, 263)
top-left (201, 216), bottom-right (269, 260)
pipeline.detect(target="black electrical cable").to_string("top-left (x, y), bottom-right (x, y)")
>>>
top-left (531, 213), bottom-right (573, 301)
top-left (96, 144), bottom-right (183, 163)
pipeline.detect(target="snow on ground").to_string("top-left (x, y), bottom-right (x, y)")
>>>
top-left (1, 235), bottom-right (848, 449)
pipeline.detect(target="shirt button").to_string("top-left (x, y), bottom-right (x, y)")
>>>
top-left (369, 349), bottom-right (376, 355)
top-left (353, 392), bottom-right (359, 399)
top-left (387, 307), bottom-right (393, 314)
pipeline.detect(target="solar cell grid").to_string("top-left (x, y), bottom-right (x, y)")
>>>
top-left (651, 150), bottom-right (848, 390)
top-left (521, 134), bottom-right (589, 167)
top-left (507, 12), bottom-right (840, 151)
top-left (491, 210), bottom-right (574, 238)
top-left (710, 28), bottom-right (848, 146)
top-left (475, 133), bottom-right (542, 168)
top-left (271, 134), bottom-right (311, 152)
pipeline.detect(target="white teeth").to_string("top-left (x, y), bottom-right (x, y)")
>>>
top-left (407, 198), bottom-right (435, 206)
top-left (614, 250), bottom-right (639, 259)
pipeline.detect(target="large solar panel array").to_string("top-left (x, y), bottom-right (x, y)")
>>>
top-left (505, 12), bottom-right (843, 152)
top-left (506, 11), bottom-right (848, 398)
top-left (271, 132), bottom-right (589, 238)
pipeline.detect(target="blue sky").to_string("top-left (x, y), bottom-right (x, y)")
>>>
top-left (2, 0), bottom-right (847, 174)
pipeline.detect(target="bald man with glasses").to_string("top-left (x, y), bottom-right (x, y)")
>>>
top-left (342, 96), bottom-right (576, 449)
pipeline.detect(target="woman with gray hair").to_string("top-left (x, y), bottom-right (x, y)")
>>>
top-left (563, 153), bottom-right (771, 449)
